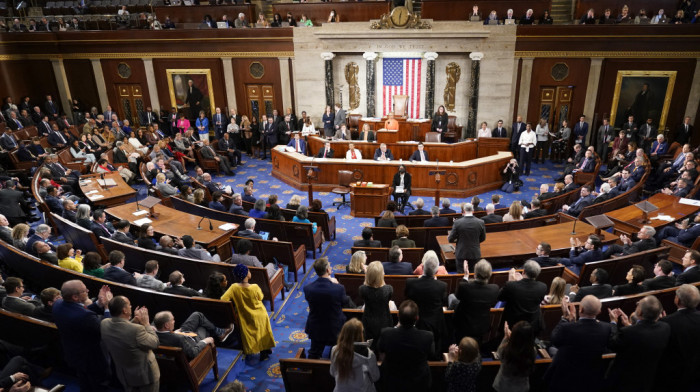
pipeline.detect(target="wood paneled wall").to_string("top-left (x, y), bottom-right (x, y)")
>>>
top-left (526, 58), bottom-right (590, 127)
top-left (0, 60), bottom-right (58, 111)
top-left (63, 59), bottom-right (100, 111)
top-left (231, 58), bottom-right (283, 118)
top-left (152, 59), bottom-right (226, 115)
top-left (100, 59), bottom-right (150, 115)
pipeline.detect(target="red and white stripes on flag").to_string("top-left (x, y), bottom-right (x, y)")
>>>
top-left (382, 58), bottom-right (422, 119)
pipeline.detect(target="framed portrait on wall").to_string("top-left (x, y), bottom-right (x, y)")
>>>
top-left (610, 70), bottom-right (676, 130)
top-left (166, 69), bottom-right (215, 119)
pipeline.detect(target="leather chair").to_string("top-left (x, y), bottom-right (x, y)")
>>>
top-left (425, 132), bottom-right (441, 143)
top-left (392, 95), bottom-right (409, 118)
top-left (445, 116), bottom-right (462, 142)
top-left (331, 170), bottom-right (353, 209)
top-left (348, 114), bottom-right (362, 138)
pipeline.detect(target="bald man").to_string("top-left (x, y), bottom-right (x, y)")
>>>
top-left (544, 295), bottom-right (612, 392)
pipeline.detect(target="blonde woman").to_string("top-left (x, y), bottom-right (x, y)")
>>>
top-left (11, 223), bottom-right (30, 249)
top-left (502, 201), bottom-right (524, 222)
top-left (285, 194), bottom-right (302, 211)
top-left (155, 173), bottom-right (178, 197)
top-left (346, 250), bottom-right (367, 274)
top-left (359, 261), bottom-right (394, 350)
top-left (193, 188), bottom-right (207, 207)
top-left (542, 277), bottom-right (567, 305)
top-left (413, 250), bottom-right (448, 276)
top-left (241, 114), bottom-right (252, 155)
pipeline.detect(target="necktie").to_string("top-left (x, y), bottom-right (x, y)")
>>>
top-left (296, 140), bottom-right (300, 152)
top-left (15, 119), bottom-right (22, 129)
top-left (351, 150), bottom-right (356, 159)
top-left (382, 152), bottom-right (385, 159)
top-left (654, 143), bottom-right (660, 153)
top-left (323, 149), bottom-right (327, 158)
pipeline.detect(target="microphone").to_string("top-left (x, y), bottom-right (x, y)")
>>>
top-left (208, 217), bottom-right (213, 231)
top-left (571, 217), bottom-right (578, 235)
top-left (197, 216), bottom-right (205, 230)
top-left (135, 191), bottom-right (141, 211)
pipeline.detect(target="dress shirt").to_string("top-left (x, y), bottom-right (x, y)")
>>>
top-left (518, 131), bottom-right (537, 150)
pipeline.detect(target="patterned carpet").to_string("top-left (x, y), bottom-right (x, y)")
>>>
top-left (40, 156), bottom-right (566, 392)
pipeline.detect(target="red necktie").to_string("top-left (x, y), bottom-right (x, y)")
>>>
top-left (323, 150), bottom-right (326, 158)
top-left (653, 143), bottom-right (660, 153)
top-left (296, 140), bottom-right (300, 152)
top-left (351, 150), bottom-right (356, 159)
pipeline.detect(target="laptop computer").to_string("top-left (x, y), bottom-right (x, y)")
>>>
top-left (216, 21), bottom-right (228, 28)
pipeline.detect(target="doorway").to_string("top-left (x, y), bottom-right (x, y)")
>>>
top-left (116, 84), bottom-right (145, 127)
top-left (538, 86), bottom-right (573, 131)
top-left (245, 84), bottom-right (276, 122)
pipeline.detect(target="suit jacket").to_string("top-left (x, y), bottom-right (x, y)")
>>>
top-left (481, 214), bottom-right (503, 224)
top-left (391, 237), bottom-right (416, 248)
top-left (333, 109), bottom-right (346, 129)
top-left (674, 122), bottom-right (692, 145)
top-left (48, 130), bottom-right (68, 146)
top-left (103, 266), bottom-right (136, 285)
top-left (567, 194), bottom-right (594, 217)
top-left (0, 226), bottom-right (12, 243)
top-left (156, 331), bottom-right (208, 360)
top-left (101, 317), bottom-right (160, 389)
top-left (392, 172), bottom-right (411, 193)
top-left (316, 147), bottom-right (334, 158)
top-left (139, 110), bottom-right (158, 126)
top-left (545, 318), bottom-right (613, 392)
top-left (676, 265), bottom-right (700, 285)
top-left (287, 138), bottom-right (306, 154)
top-left (511, 122), bottom-right (526, 146)
top-left (621, 238), bottom-right (656, 255)
top-left (608, 320), bottom-right (670, 391)
top-left (573, 283), bottom-right (612, 302)
top-left (377, 326), bottom-right (434, 391)
top-left (596, 124), bottom-right (614, 149)
top-left (2, 296), bottom-right (40, 316)
top-left (656, 308), bottom-right (700, 391)
top-left (650, 140), bottom-right (668, 155)
top-left (447, 215), bottom-right (486, 261)
top-left (353, 239), bottom-right (382, 248)
top-left (405, 276), bottom-right (447, 357)
top-left (45, 195), bottom-right (64, 214)
top-left (618, 177), bottom-right (636, 193)
top-left (6, 118), bottom-right (22, 131)
top-left (0, 188), bottom-right (27, 219)
top-left (358, 130), bottom-right (375, 142)
top-left (408, 207), bottom-right (430, 216)
top-left (111, 231), bottom-right (134, 245)
top-left (163, 284), bottom-right (202, 297)
top-left (492, 127), bottom-right (508, 138)
top-left (0, 133), bottom-right (17, 150)
top-left (263, 122), bottom-right (278, 145)
top-left (573, 121), bottom-right (589, 141)
top-left (532, 255), bottom-right (560, 267)
top-left (439, 207), bottom-right (456, 215)
top-left (424, 216), bottom-right (449, 227)
top-left (498, 278), bottom-right (548, 332)
top-left (303, 277), bottom-right (346, 343)
top-left (576, 157), bottom-right (595, 172)
top-left (91, 221), bottom-right (113, 240)
top-left (453, 280), bottom-right (499, 342)
top-left (523, 209), bottom-right (547, 219)
top-left (642, 275), bottom-right (676, 291)
top-left (562, 248), bottom-right (603, 276)
top-left (44, 100), bottom-right (59, 117)
top-left (237, 229), bottom-right (262, 239)
top-left (409, 150), bottom-right (430, 162)
top-left (382, 261), bottom-right (413, 275)
top-left (592, 193), bottom-right (614, 205)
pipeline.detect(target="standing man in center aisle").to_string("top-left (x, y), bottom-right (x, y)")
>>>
top-left (447, 203), bottom-right (486, 273)
top-left (333, 103), bottom-right (345, 135)
top-left (511, 115), bottom-right (526, 159)
top-left (304, 257), bottom-right (347, 359)
top-left (518, 123), bottom-right (537, 176)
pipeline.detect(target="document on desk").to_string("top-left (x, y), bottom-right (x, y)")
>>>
top-left (134, 218), bottom-right (153, 226)
top-left (219, 223), bottom-right (236, 231)
top-left (679, 198), bottom-right (700, 206)
top-left (97, 178), bottom-right (117, 187)
top-left (87, 194), bottom-right (104, 201)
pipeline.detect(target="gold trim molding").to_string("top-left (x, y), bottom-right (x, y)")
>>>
top-left (515, 51), bottom-right (700, 58)
top-left (0, 51), bottom-right (295, 61)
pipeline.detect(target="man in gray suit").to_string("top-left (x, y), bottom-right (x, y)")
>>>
top-left (101, 296), bottom-right (160, 392)
top-left (333, 103), bottom-right (345, 134)
top-left (447, 203), bottom-right (486, 273)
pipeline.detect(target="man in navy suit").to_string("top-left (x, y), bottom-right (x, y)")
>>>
top-left (448, 203), bottom-right (486, 273)
top-left (544, 295), bottom-right (612, 392)
top-left (90, 210), bottom-right (114, 241)
top-left (103, 105), bottom-right (115, 124)
top-left (44, 94), bottom-right (59, 120)
top-left (439, 198), bottom-right (457, 215)
top-left (211, 107), bottom-right (226, 140)
top-left (618, 168), bottom-right (637, 192)
top-left (374, 143), bottom-right (395, 161)
top-left (303, 257), bottom-right (347, 359)
top-left (572, 150), bottom-right (595, 173)
top-left (510, 115), bottom-right (526, 158)
top-left (492, 120), bottom-right (508, 138)
top-left (286, 132), bottom-right (306, 154)
top-left (656, 214), bottom-right (700, 247)
top-left (573, 115), bottom-right (589, 146)
top-left (103, 250), bottom-right (138, 285)
top-left (675, 250), bottom-right (700, 285)
top-left (382, 246), bottom-right (413, 275)
top-left (0, 129), bottom-right (18, 150)
top-left (44, 186), bottom-right (64, 215)
top-left (409, 143), bottom-right (430, 162)
top-left (52, 280), bottom-right (112, 390)
top-left (261, 116), bottom-right (277, 159)
top-left (559, 234), bottom-right (604, 276)
top-left (562, 185), bottom-right (594, 217)
top-left (424, 206), bottom-right (450, 227)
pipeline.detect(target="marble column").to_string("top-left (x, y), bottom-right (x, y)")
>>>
top-left (363, 52), bottom-right (378, 117)
top-left (684, 58), bottom-right (700, 121)
top-left (91, 59), bottom-right (109, 109)
top-left (142, 58), bottom-right (161, 112)
top-left (516, 58), bottom-right (534, 121)
top-left (466, 52), bottom-right (483, 139)
top-left (51, 59), bottom-right (73, 118)
top-left (221, 57), bottom-right (237, 112)
top-left (278, 57), bottom-right (293, 112)
top-left (321, 52), bottom-right (335, 107)
top-left (583, 58), bottom-right (604, 145)
top-left (424, 52), bottom-right (438, 119)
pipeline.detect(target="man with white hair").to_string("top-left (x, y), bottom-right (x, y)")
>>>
top-left (409, 198), bottom-right (429, 215)
top-left (25, 224), bottom-right (54, 256)
top-left (591, 183), bottom-right (613, 204)
top-left (603, 225), bottom-right (656, 258)
top-left (405, 255), bottom-right (448, 359)
top-left (0, 214), bottom-right (12, 243)
top-left (228, 193), bottom-right (248, 216)
top-left (481, 203), bottom-right (503, 223)
top-left (498, 260), bottom-right (548, 333)
top-left (448, 203), bottom-right (486, 273)
top-left (237, 218), bottom-right (262, 239)
top-left (234, 12), bottom-right (248, 28)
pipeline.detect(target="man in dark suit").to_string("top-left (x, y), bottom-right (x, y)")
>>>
top-left (523, 199), bottom-right (546, 219)
top-left (209, 107), bottom-right (226, 140)
top-left (110, 219), bottom-right (134, 245)
top-left (391, 165), bottom-right (411, 211)
top-left (44, 94), bottom-right (59, 120)
top-left (200, 139), bottom-right (234, 175)
top-left (163, 271), bottom-right (202, 297)
top-left (492, 120), bottom-right (508, 138)
top-left (674, 116), bottom-right (692, 145)
top-left (44, 186), bottom-right (64, 215)
top-left (607, 295), bottom-right (670, 391)
top-left (0, 129), bottom-right (18, 150)
top-left (316, 141), bottom-right (334, 158)
top-left (382, 246), bottom-right (413, 275)
top-left (277, 115), bottom-right (294, 146)
top-left (573, 115), bottom-right (588, 145)
top-left (544, 295), bottom-right (612, 392)
top-left (481, 203), bottom-right (503, 224)
top-left (377, 300), bottom-right (434, 392)
top-left (90, 210), bottom-right (114, 241)
top-left (409, 143), bottom-right (430, 162)
top-left (52, 280), bottom-right (112, 390)
top-left (333, 103), bottom-right (345, 134)
top-left (676, 250), bottom-right (700, 285)
top-left (185, 79), bottom-right (203, 120)
top-left (154, 311), bottom-right (231, 360)
top-left (571, 267), bottom-right (612, 302)
top-left (47, 122), bottom-right (69, 148)
top-left (0, 180), bottom-right (29, 225)
top-left (573, 150), bottom-right (595, 173)
top-left (604, 225), bottom-right (656, 258)
top-left (655, 284), bottom-right (700, 391)
top-left (562, 185), bottom-right (594, 217)
top-left (448, 203), bottom-right (486, 273)
top-left (424, 206), bottom-right (450, 227)
top-left (217, 133), bottom-right (242, 167)
top-left (6, 112), bottom-right (23, 131)
top-left (532, 242), bottom-right (560, 267)
top-left (25, 224), bottom-right (54, 256)
top-left (439, 198), bottom-right (457, 215)
top-left (139, 106), bottom-right (159, 128)
top-left (286, 132), bottom-right (306, 154)
top-left (31, 106), bottom-right (45, 125)
top-left (591, 183), bottom-right (614, 205)
top-left (621, 114), bottom-right (638, 140)
top-left (374, 143), bottom-right (395, 161)
top-left (559, 235), bottom-right (604, 276)
top-left (237, 218), bottom-right (263, 239)
top-left (450, 259), bottom-right (499, 344)
top-left (408, 198), bottom-right (430, 216)
top-left (498, 261), bottom-right (548, 334)
top-left (303, 257), bottom-right (347, 359)
top-left (353, 227), bottom-right (382, 248)
top-left (1, 277), bottom-right (40, 316)
top-left (261, 116), bottom-right (277, 159)
top-left (642, 260), bottom-right (676, 291)
top-left (405, 255), bottom-right (447, 358)
top-left (103, 250), bottom-right (137, 285)
top-left (511, 115), bottom-right (526, 158)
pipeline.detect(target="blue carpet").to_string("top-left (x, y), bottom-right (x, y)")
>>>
top-left (38, 156), bottom-right (566, 391)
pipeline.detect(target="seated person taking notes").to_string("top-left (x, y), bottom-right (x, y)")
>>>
top-left (374, 143), bottom-right (394, 161)
top-left (286, 132), bottom-right (306, 154)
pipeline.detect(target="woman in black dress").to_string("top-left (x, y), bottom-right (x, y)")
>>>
top-left (432, 105), bottom-right (449, 134)
top-left (359, 261), bottom-right (393, 351)
top-left (250, 115), bottom-right (261, 158)
top-left (612, 265), bottom-right (646, 296)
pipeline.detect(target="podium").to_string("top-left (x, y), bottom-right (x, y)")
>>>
top-left (350, 183), bottom-right (391, 218)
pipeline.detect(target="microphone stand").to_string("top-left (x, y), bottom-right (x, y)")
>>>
top-left (208, 217), bottom-right (213, 231)
top-left (571, 218), bottom-right (578, 235)
top-left (197, 215), bottom-right (206, 230)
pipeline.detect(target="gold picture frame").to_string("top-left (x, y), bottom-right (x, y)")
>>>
top-left (166, 69), bottom-right (216, 117)
top-left (610, 70), bottom-right (676, 130)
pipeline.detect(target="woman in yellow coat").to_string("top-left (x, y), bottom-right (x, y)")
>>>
top-left (221, 264), bottom-right (275, 360)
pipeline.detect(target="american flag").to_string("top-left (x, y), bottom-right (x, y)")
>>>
top-left (382, 58), bottom-right (422, 119)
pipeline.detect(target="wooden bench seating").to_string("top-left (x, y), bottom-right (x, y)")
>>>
top-left (350, 246), bottom-right (425, 269)
top-left (170, 196), bottom-right (324, 257)
top-left (371, 207), bottom-right (509, 228)
top-left (0, 239), bottom-right (238, 330)
top-left (155, 344), bottom-right (218, 392)
top-left (0, 308), bottom-right (61, 360)
top-left (101, 237), bottom-right (285, 312)
top-left (230, 236), bottom-right (306, 282)
top-left (56, 147), bottom-right (88, 174)
top-left (661, 237), bottom-right (700, 265)
top-left (567, 246), bottom-right (668, 286)
top-left (51, 212), bottom-right (108, 259)
top-left (242, 199), bottom-right (337, 241)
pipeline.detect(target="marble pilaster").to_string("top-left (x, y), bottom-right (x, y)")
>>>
top-left (142, 58), bottom-right (161, 112)
top-left (321, 52), bottom-right (335, 107)
top-left (279, 57), bottom-right (293, 112)
top-left (517, 58), bottom-right (534, 121)
top-left (424, 52), bottom-right (438, 119)
top-left (684, 58), bottom-right (700, 122)
top-left (51, 59), bottom-right (73, 118)
top-left (221, 57), bottom-right (237, 111)
top-left (363, 52), bottom-right (378, 117)
top-left (91, 59), bottom-right (109, 109)
top-left (466, 52), bottom-right (483, 139)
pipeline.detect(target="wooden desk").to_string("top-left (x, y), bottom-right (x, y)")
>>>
top-left (351, 184), bottom-right (391, 218)
top-left (272, 146), bottom-right (512, 198)
top-left (105, 202), bottom-right (237, 258)
top-left (604, 194), bottom-right (700, 237)
top-left (437, 221), bottom-right (619, 266)
top-left (79, 172), bottom-right (137, 208)
top-left (358, 118), bottom-right (432, 142)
